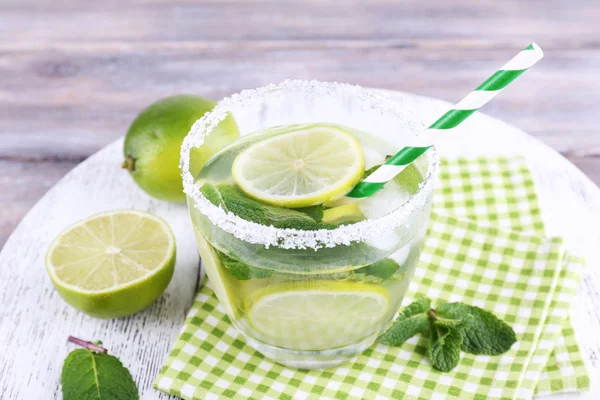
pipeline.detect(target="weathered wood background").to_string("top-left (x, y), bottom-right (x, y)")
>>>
top-left (1, 0), bottom-right (599, 248)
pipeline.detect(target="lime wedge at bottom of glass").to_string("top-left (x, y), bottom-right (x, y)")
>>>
top-left (195, 233), bottom-right (242, 319)
top-left (245, 281), bottom-right (390, 351)
top-left (46, 210), bottom-right (175, 319)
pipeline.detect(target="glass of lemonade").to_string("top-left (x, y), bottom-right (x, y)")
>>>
top-left (181, 81), bottom-right (438, 369)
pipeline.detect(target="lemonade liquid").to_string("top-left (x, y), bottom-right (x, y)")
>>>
top-left (189, 123), bottom-right (428, 367)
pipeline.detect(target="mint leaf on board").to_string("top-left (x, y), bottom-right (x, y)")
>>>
top-left (378, 298), bottom-right (516, 372)
top-left (379, 314), bottom-right (432, 346)
top-left (62, 343), bottom-right (138, 400)
top-left (378, 298), bottom-right (433, 346)
top-left (399, 297), bottom-right (431, 319)
top-left (436, 303), bottom-right (517, 355)
top-left (431, 311), bottom-right (474, 329)
top-left (429, 326), bottom-right (463, 372)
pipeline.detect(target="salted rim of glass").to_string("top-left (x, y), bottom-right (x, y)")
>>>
top-left (181, 80), bottom-right (439, 250)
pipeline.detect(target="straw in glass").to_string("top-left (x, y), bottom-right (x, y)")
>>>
top-left (347, 42), bottom-right (544, 198)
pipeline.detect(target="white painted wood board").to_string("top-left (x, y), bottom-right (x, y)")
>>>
top-left (1, 90), bottom-right (598, 399)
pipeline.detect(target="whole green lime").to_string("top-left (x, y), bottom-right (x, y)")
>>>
top-left (122, 95), bottom-right (239, 203)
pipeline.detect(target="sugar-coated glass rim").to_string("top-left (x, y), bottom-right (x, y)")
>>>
top-left (181, 80), bottom-right (439, 250)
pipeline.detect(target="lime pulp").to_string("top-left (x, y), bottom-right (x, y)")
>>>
top-left (231, 124), bottom-right (365, 208)
top-left (46, 210), bottom-right (176, 318)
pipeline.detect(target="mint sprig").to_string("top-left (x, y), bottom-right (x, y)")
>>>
top-left (429, 325), bottom-right (463, 372)
top-left (217, 250), bottom-right (273, 280)
top-left (62, 336), bottom-right (139, 400)
top-left (216, 244), bottom-right (403, 284)
top-left (199, 183), bottom-right (336, 231)
top-left (435, 303), bottom-right (517, 355)
top-left (356, 258), bottom-right (400, 281)
top-left (379, 298), bottom-right (516, 372)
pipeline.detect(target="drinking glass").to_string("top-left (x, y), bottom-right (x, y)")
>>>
top-left (181, 80), bottom-right (438, 369)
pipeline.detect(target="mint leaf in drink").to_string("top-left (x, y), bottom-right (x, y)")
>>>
top-left (379, 314), bottom-right (431, 346)
top-left (216, 247), bottom-right (397, 283)
top-left (436, 303), bottom-right (516, 355)
top-left (357, 258), bottom-right (400, 281)
top-left (62, 337), bottom-right (138, 400)
top-left (429, 326), bottom-right (463, 372)
top-left (346, 271), bottom-right (405, 284)
top-left (199, 183), bottom-right (336, 230)
top-left (218, 250), bottom-right (272, 280)
top-left (297, 205), bottom-right (326, 222)
top-left (379, 298), bottom-right (516, 372)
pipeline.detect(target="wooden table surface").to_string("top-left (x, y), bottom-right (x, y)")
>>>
top-left (1, 2), bottom-right (600, 399)
top-left (1, 1), bottom-right (599, 246)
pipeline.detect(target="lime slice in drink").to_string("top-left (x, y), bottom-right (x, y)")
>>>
top-left (245, 281), bottom-right (389, 350)
top-left (232, 124), bottom-right (365, 208)
top-left (322, 202), bottom-right (365, 225)
top-left (46, 210), bottom-right (175, 318)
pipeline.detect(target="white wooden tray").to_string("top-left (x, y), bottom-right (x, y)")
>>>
top-left (1, 90), bottom-right (598, 399)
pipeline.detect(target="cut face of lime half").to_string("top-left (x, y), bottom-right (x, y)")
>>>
top-left (245, 281), bottom-right (390, 351)
top-left (46, 210), bottom-right (176, 318)
top-left (232, 124), bottom-right (365, 208)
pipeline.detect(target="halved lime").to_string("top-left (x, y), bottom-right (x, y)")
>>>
top-left (245, 281), bottom-right (389, 350)
top-left (232, 124), bottom-right (365, 208)
top-left (46, 210), bottom-right (176, 318)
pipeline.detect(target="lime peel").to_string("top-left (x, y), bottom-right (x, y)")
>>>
top-left (322, 203), bottom-right (365, 224)
top-left (195, 233), bottom-right (239, 318)
top-left (46, 210), bottom-right (176, 318)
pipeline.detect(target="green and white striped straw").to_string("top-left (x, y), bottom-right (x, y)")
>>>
top-left (347, 42), bottom-right (544, 198)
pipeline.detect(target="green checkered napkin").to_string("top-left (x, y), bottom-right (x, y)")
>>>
top-left (154, 214), bottom-right (565, 400)
top-left (534, 254), bottom-right (588, 396)
top-left (434, 157), bottom-right (589, 395)
top-left (155, 157), bottom-right (588, 399)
